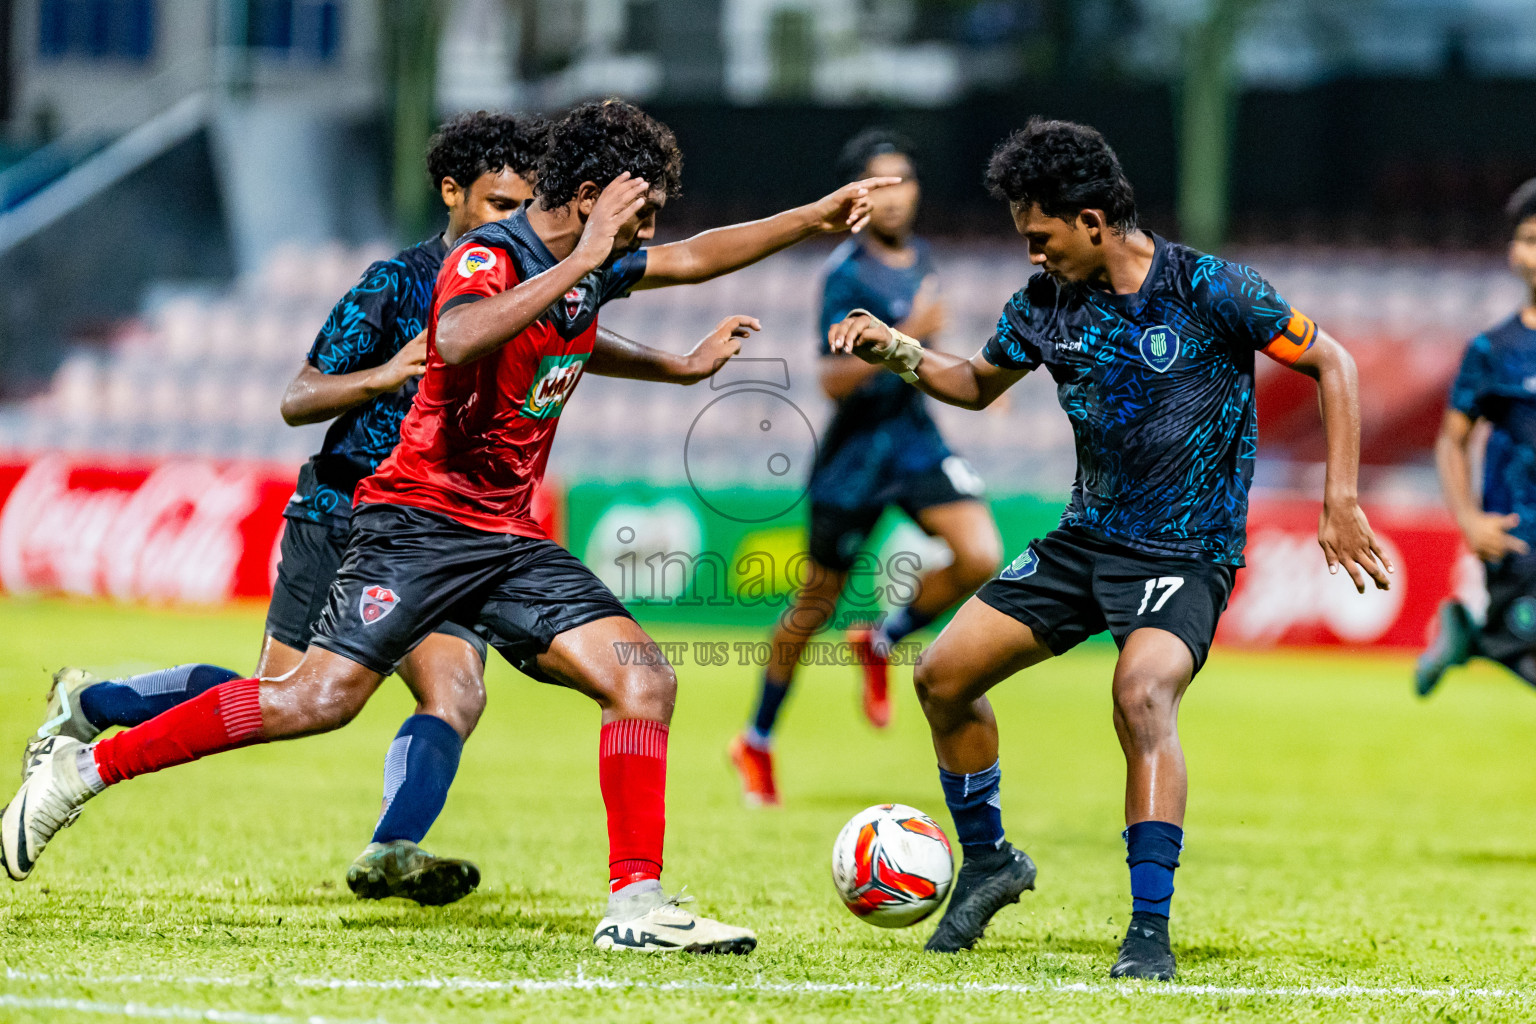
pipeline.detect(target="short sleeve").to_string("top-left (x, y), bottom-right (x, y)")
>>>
top-left (596, 248), bottom-right (649, 306)
top-left (981, 289), bottom-right (1044, 371)
top-left (1191, 256), bottom-right (1313, 365)
top-left (818, 265), bottom-right (865, 354)
top-left (436, 242), bottom-right (515, 316)
top-left (1450, 335), bottom-right (1496, 420)
top-left (307, 259), bottom-right (400, 374)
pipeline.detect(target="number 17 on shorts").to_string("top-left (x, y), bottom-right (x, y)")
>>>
top-left (1137, 576), bottom-right (1185, 615)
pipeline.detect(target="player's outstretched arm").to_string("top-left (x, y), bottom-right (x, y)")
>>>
top-left (1436, 408), bottom-right (1528, 561)
top-left (1288, 332), bottom-right (1394, 592)
top-left (826, 309), bottom-right (1024, 410)
top-left (437, 173), bottom-right (651, 366)
top-left (587, 316), bottom-right (760, 384)
top-left (280, 333), bottom-right (427, 425)
top-left (633, 177), bottom-right (902, 289)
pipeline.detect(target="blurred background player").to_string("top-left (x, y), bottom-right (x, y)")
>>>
top-left (6, 99), bottom-right (898, 953)
top-left (729, 129), bottom-right (1001, 807)
top-left (19, 110), bottom-right (549, 905)
top-left (829, 117), bottom-right (1391, 979)
top-left (1416, 178), bottom-right (1536, 695)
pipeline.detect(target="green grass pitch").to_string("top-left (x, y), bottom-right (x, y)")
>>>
top-left (2, 596), bottom-right (1536, 1022)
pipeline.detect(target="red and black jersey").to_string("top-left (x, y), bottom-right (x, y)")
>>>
top-left (355, 208), bottom-right (647, 536)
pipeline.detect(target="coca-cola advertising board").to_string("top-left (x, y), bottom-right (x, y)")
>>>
top-left (1219, 496), bottom-right (1477, 650)
top-left (0, 456), bottom-right (562, 605)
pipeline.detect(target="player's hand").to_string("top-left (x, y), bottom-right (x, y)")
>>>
top-left (827, 310), bottom-right (894, 363)
top-left (367, 332), bottom-right (428, 393)
top-left (899, 276), bottom-right (946, 341)
top-left (684, 315), bottom-right (761, 382)
top-left (1460, 511), bottom-right (1530, 562)
top-left (574, 172), bottom-right (651, 268)
top-left (1318, 499), bottom-right (1394, 593)
top-left (811, 177), bottom-right (904, 235)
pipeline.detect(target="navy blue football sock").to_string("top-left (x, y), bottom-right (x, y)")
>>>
top-left (372, 714), bottom-right (463, 845)
top-left (77, 664), bottom-right (242, 730)
top-left (748, 672), bottom-right (791, 745)
top-left (1125, 820), bottom-right (1183, 917)
top-left (879, 605), bottom-right (935, 645)
top-left (939, 759), bottom-right (1005, 855)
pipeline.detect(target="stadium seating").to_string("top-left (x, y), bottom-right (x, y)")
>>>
top-left (0, 241), bottom-right (1522, 495)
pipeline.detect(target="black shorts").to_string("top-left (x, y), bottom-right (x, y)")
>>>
top-left (809, 457), bottom-right (986, 571)
top-left (1480, 552), bottom-right (1536, 663)
top-left (976, 527), bottom-right (1236, 674)
top-left (308, 503), bottom-right (633, 682)
top-left (267, 516), bottom-right (488, 661)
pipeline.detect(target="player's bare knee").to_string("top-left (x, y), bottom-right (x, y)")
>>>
top-left (953, 541), bottom-right (1002, 591)
top-left (913, 658), bottom-right (966, 718)
top-left (1112, 674), bottom-right (1177, 743)
top-left (603, 662), bottom-right (677, 721)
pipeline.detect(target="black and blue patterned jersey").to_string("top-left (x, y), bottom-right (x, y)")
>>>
top-left (809, 237), bottom-right (953, 508)
top-left (983, 234), bottom-right (1314, 566)
top-left (1449, 314), bottom-right (1536, 552)
top-left (284, 235), bottom-right (447, 525)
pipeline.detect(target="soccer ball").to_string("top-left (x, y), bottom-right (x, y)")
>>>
top-left (831, 803), bottom-right (954, 927)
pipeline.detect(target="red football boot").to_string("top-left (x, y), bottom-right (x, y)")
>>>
top-left (728, 734), bottom-right (780, 807)
top-left (848, 627), bottom-right (891, 729)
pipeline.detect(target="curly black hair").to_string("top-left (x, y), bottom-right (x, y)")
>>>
top-left (984, 117), bottom-right (1138, 232)
top-left (1506, 177), bottom-right (1536, 232)
top-left (427, 111), bottom-right (549, 190)
top-left (837, 127), bottom-right (917, 184)
top-left (534, 99), bottom-right (683, 210)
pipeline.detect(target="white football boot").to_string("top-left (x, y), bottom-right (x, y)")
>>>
top-left (593, 888), bottom-right (757, 954)
top-left (23, 669), bottom-right (105, 780)
top-left (2, 736), bottom-right (99, 881)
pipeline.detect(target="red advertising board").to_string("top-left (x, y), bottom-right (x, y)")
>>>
top-left (1220, 496), bottom-right (1478, 650)
top-left (0, 455), bottom-right (561, 604)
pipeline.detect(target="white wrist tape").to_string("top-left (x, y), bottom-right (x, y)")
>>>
top-left (848, 308), bottom-right (923, 383)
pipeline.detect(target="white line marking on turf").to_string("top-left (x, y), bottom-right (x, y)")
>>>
top-left (0, 992), bottom-right (371, 1023)
top-left (5, 967), bottom-right (1531, 1002)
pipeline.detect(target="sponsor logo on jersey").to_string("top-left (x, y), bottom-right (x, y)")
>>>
top-left (359, 584), bottom-right (399, 625)
top-left (456, 245), bottom-right (497, 279)
top-left (521, 352), bottom-right (591, 419)
top-left (1138, 325), bottom-right (1180, 373)
top-left (1000, 546), bottom-right (1039, 580)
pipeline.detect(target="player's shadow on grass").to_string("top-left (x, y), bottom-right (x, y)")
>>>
top-left (320, 891), bottom-right (595, 937)
top-left (1453, 849), bottom-right (1536, 867)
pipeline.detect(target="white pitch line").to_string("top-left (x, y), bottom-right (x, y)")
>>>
top-left (0, 992), bottom-right (372, 1024)
top-left (3, 966), bottom-right (1531, 1002)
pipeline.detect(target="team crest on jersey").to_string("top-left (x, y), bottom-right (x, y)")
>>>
top-left (563, 286), bottom-right (585, 319)
top-left (1000, 547), bottom-right (1039, 581)
top-left (456, 245), bottom-right (497, 278)
top-left (522, 352), bottom-right (591, 419)
top-left (1138, 325), bottom-right (1180, 373)
top-left (359, 585), bottom-right (399, 625)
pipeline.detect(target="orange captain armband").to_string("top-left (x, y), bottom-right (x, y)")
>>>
top-left (1261, 308), bottom-right (1318, 366)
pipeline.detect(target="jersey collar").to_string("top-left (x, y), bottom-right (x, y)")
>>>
top-left (505, 205), bottom-right (559, 275)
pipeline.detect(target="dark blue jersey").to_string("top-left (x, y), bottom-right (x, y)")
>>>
top-left (983, 234), bottom-right (1306, 566)
top-left (285, 235), bottom-right (447, 525)
top-left (1449, 314), bottom-right (1536, 551)
top-left (809, 238), bottom-right (952, 507)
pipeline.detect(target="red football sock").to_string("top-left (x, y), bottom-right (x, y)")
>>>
top-left (92, 678), bottom-right (265, 785)
top-left (598, 718), bottom-right (668, 891)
